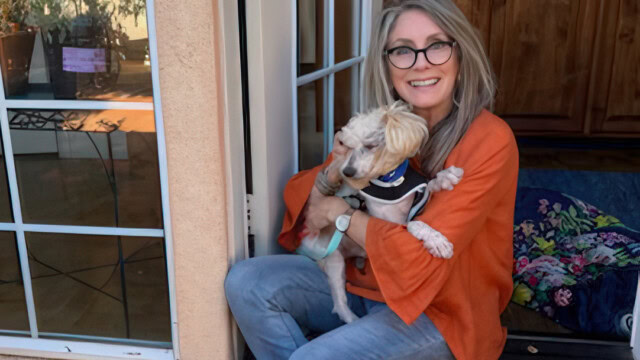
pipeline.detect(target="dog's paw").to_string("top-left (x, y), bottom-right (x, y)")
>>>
top-left (428, 166), bottom-right (464, 192)
top-left (427, 234), bottom-right (454, 259)
top-left (407, 221), bottom-right (454, 259)
top-left (333, 306), bottom-right (359, 324)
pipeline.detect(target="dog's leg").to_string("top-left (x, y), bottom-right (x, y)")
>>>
top-left (427, 166), bottom-right (464, 192)
top-left (320, 251), bottom-right (359, 323)
top-left (407, 221), bottom-right (454, 259)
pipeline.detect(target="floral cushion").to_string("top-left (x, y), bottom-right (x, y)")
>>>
top-left (512, 187), bottom-right (640, 338)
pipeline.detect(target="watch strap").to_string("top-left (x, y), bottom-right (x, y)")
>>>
top-left (298, 208), bottom-right (357, 260)
top-left (320, 208), bottom-right (357, 259)
top-left (323, 229), bottom-right (344, 258)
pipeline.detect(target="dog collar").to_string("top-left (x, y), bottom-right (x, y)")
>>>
top-left (377, 159), bottom-right (409, 183)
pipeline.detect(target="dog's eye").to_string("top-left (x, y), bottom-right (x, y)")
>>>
top-left (365, 144), bottom-right (376, 150)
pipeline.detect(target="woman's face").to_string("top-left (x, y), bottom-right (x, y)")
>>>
top-left (386, 9), bottom-right (459, 125)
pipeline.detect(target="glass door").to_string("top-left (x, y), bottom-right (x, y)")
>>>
top-left (244, 0), bottom-right (380, 257)
top-left (296, 0), bottom-right (368, 171)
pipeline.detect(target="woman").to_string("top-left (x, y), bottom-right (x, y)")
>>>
top-left (225, 0), bottom-right (518, 359)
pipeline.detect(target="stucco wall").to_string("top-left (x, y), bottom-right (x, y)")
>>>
top-left (154, 0), bottom-right (232, 359)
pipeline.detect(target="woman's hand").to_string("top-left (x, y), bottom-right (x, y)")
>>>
top-left (303, 131), bottom-right (352, 231)
top-left (304, 195), bottom-right (351, 232)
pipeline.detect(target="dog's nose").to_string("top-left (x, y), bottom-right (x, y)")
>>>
top-left (342, 166), bottom-right (356, 178)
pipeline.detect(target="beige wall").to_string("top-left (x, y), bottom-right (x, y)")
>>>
top-left (154, 0), bottom-right (232, 359)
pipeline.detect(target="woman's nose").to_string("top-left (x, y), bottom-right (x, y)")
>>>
top-left (413, 50), bottom-right (432, 70)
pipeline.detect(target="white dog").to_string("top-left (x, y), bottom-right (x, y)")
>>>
top-left (298, 101), bottom-right (463, 323)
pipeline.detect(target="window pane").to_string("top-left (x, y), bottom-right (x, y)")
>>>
top-left (9, 109), bottom-right (162, 228)
top-left (297, 0), bottom-right (324, 77)
top-left (1, 1), bottom-right (151, 101)
top-left (0, 232), bottom-right (29, 332)
top-left (28, 233), bottom-right (171, 342)
top-left (0, 135), bottom-right (12, 222)
top-left (335, 0), bottom-right (359, 64)
top-left (298, 79), bottom-right (324, 170)
top-left (334, 66), bottom-right (357, 130)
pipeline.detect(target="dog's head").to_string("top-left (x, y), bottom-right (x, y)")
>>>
top-left (336, 101), bottom-right (429, 189)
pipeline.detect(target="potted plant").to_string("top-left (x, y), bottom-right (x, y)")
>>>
top-left (27, 0), bottom-right (74, 98)
top-left (28, 0), bottom-right (145, 99)
top-left (0, 0), bottom-right (37, 96)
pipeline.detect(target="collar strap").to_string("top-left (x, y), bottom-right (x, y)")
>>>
top-left (378, 159), bottom-right (409, 183)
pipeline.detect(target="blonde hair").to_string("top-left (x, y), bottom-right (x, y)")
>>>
top-left (342, 100), bottom-right (429, 189)
top-left (370, 100), bottom-right (429, 178)
top-left (362, 0), bottom-right (496, 177)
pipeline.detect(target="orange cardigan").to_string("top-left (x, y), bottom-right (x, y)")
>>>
top-left (278, 110), bottom-right (519, 360)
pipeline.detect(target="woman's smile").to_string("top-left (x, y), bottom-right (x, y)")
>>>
top-left (409, 78), bottom-right (440, 87)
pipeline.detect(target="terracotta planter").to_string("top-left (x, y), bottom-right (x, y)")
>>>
top-left (0, 31), bottom-right (36, 96)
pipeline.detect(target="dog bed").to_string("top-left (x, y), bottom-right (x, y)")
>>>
top-left (511, 187), bottom-right (640, 339)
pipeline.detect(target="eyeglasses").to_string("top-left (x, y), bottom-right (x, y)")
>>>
top-left (384, 41), bottom-right (457, 69)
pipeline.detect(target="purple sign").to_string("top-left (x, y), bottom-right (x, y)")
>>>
top-left (62, 47), bottom-right (107, 73)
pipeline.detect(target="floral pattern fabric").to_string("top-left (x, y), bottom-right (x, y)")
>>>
top-left (512, 187), bottom-right (640, 337)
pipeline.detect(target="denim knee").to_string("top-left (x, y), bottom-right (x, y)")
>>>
top-left (289, 340), bottom-right (330, 360)
top-left (224, 258), bottom-right (258, 306)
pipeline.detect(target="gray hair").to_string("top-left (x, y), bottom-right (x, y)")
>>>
top-left (362, 0), bottom-right (496, 177)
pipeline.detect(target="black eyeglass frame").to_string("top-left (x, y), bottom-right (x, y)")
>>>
top-left (384, 41), bottom-right (457, 69)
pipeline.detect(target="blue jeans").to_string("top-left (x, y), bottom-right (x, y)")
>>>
top-left (225, 254), bottom-right (454, 360)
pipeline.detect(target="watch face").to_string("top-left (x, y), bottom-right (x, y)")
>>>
top-left (336, 214), bottom-right (351, 232)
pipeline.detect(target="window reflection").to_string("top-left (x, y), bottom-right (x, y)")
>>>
top-left (0, 0), bottom-right (151, 101)
top-left (334, 67), bottom-right (356, 130)
top-left (0, 135), bottom-right (12, 222)
top-left (335, 0), bottom-right (358, 64)
top-left (297, 0), bottom-right (324, 77)
top-left (298, 79), bottom-right (324, 170)
top-left (0, 232), bottom-right (29, 332)
top-left (9, 109), bottom-right (162, 228)
top-left (27, 233), bottom-right (171, 342)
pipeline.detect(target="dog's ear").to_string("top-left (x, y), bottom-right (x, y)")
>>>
top-left (383, 101), bottom-right (429, 158)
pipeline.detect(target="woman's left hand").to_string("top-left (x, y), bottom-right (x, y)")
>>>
top-left (304, 195), bottom-right (351, 231)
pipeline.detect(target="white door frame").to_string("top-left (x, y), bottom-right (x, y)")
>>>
top-left (218, 0), bottom-right (249, 266)
top-left (217, 0), bottom-right (248, 358)
top-left (245, 0), bottom-right (298, 257)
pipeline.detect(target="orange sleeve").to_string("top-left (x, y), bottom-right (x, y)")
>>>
top-left (365, 127), bottom-right (519, 324)
top-left (277, 155), bottom-right (334, 252)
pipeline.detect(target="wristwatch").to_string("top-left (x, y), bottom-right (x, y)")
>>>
top-left (335, 208), bottom-right (356, 233)
top-left (313, 208), bottom-right (356, 260)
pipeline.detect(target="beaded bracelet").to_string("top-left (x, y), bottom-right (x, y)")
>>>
top-left (314, 168), bottom-right (341, 196)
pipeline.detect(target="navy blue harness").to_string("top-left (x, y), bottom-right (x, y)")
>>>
top-left (359, 159), bottom-right (430, 222)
